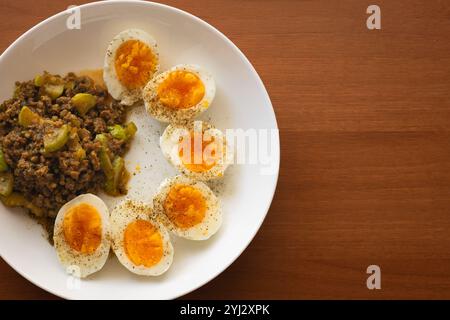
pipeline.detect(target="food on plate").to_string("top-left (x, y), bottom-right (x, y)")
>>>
top-left (18, 106), bottom-right (42, 127)
top-left (0, 148), bottom-right (8, 171)
top-left (143, 64), bottom-right (215, 123)
top-left (104, 29), bottom-right (159, 106)
top-left (110, 199), bottom-right (173, 276)
top-left (0, 172), bottom-right (13, 197)
top-left (0, 72), bottom-right (136, 223)
top-left (160, 121), bottom-right (231, 180)
top-left (71, 93), bottom-right (97, 115)
top-left (53, 194), bottom-right (110, 278)
top-left (44, 124), bottom-right (71, 153)
top-left (153, 175), bottom-right (221, 240)
top-left (1, 25), bottom-right (232, 282)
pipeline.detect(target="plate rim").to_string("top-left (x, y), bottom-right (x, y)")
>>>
top-left (0, 0), bottom-right (280, 300)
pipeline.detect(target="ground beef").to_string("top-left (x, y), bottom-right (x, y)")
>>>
top-left (0, 72), bottom-right (131, 219)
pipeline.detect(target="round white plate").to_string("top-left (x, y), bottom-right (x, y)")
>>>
top-left (0, 1), bottom-right (279, 299)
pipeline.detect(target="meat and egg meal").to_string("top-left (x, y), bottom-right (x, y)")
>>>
top-left (0, 28), bottom-right (232, 278)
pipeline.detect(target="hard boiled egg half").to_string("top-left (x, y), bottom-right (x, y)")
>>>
top-left (143, 64), bottom-right (215, 123)
top-left (104, 29), bottom-right (159, 105)
top-left (160, 121), bottom-right (232, 181)
top-left (53, 194), bottom-right (110, 278)
top-left (110, 200), bottom-right (173, 276)
top-left (153, 175), bottom-right (222, 240)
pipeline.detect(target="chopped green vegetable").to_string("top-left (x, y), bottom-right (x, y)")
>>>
top-left (95, 133), bottom-right (109, 149)
top-left (71, 93), bottom-right (97, 115)
top-left (108, 124), bottom-right (127, 140)
top-left (67, 128), bottom-right (86, 159)
top-left (108, 122), bottom-right (137, 141)
top-left (95, 133), bottom-right (129, 195)
top-left (44, 124), bottom-right (70, 153)
top-left (0, 148), bottom-right (8, 172)
top-left (36, 73), bottom-right (65, 99)
top-left (96, 134), bottom-right (114, 178)
top-left (0, 172), bottom-right (13, 197)
top-left (0, 192), bottom-right (43, 217)
top-left (125, 122), bottom-right (137, 139)
top-left (44, 83), bottom-right (64, 100)
top-left (34, 75), bottom-right (44, 87)
top-left (18, 106), bottom-right (41, 127)
top-left (99, 148), bottom-right (113, 178)
top-left (104, 156), bottom-right (125, 196)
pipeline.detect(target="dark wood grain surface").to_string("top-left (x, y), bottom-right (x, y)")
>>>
top-left (1, 0), bottom-right (450, 299)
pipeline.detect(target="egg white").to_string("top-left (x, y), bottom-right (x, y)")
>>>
top-left (103, 28), bottom-right (159, 106)
top-left (160, 121), bottom-right (232, 181)
top-left (153, 175), bottom-right (222, 240)
top-left (143, 64), bottom-right (215, 123)
top-left (53, 193), bottom-right (111, 278)
top-left (110, 199), bottom-right (173, 276)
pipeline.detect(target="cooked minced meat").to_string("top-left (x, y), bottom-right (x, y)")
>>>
top-left (0, 72), bottom-right (134, 221)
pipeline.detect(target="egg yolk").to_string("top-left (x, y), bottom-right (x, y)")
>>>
top-left (178, 133), bottom-right (218, 172)
top-left (63, 203), bottom-right (102, 254)
top-left (163, 184), bottom-right (206, 229)
top-left (114, 40), bottom-right (157, 89)
top-left (157, 71), bottom-right (205, 109)
top-left (124, 220), bottom-right (163, 267)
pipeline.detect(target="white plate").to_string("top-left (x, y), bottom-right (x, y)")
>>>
top-left (0, 1), bottom-right (279, 299)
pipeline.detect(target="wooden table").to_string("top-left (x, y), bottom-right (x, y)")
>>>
top-left (1, 0), bottom-right (450, 300)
